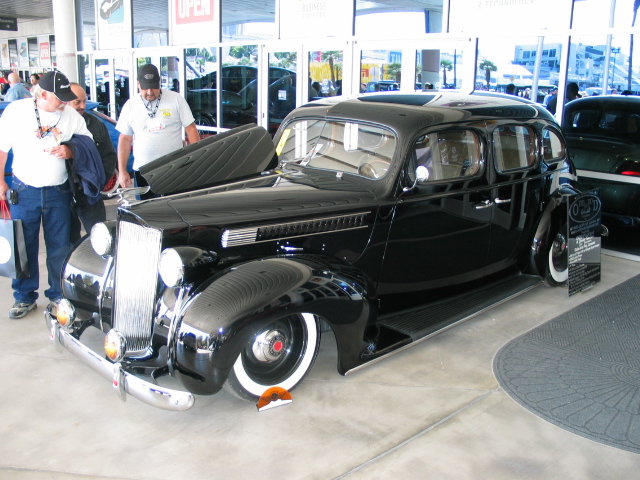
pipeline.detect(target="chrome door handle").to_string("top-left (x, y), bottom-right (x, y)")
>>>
top-left (495, 198), bottom-right (512, 204)
top-left (474, 199), bottom-right (493, 209)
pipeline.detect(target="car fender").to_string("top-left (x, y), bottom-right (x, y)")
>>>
top-left (529, 185), bottom-right (579, 277)
top-left (171, 256), bottom-right (376, 395)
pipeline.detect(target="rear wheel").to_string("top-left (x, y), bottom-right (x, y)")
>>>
top-left (224, 313), bottom-right (320, 401)
top-left (545, 225), bottom-right (568, 286)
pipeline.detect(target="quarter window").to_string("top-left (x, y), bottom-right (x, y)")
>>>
top-left (411, 129), bottom-right (481, 181)
top-left (542, 128), bottom-right (566, 163)
top-left (493, 125), bottom-right (536, 171)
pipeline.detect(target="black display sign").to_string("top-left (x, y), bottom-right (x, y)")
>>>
top-left (567, 189), bottom-right (602, 296)
top-left (0, 17), bottom-right (18, 32)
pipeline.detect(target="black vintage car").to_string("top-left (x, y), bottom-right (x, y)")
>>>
top-left (46, 92), bottom-right (577, 410)
top-left (562, 95), bottom-right (640, 227)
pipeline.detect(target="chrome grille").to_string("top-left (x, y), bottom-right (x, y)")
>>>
top-left (113, 221), bottom-right (162, 354)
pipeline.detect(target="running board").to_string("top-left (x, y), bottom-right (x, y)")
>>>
top-left (346, 273), bottom-right (542, 375)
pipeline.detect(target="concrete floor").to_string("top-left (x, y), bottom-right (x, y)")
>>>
top-left (1, 233), bottom-right (639, 479)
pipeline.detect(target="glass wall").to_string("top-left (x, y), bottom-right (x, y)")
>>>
top-left (221, 0), bottom-right (276, 42)
top-left (65, 0), bottom-right (640, 139)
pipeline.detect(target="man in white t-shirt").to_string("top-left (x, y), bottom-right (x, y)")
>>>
top-left (116, 64), bottom-right (199, 198)
top-left (0, 70), bottom-right (93, 319)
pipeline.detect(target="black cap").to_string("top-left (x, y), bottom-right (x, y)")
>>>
top-left (138, 64), bottom-right (160, 89)
top-left (39, 71), bottom-right (77, 102)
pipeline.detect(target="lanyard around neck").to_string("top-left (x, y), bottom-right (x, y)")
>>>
top-left (34, 99), bottom-right (60, 139)
top-left (142, 90), bottom-right (162, 119)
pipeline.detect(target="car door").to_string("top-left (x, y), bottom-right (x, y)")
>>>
top-left (484, 122), bottom-right (542, 276)
top-left (377, 125), bottom-right (491, 310)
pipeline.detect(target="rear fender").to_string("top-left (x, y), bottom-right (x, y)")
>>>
top-left (529, 186), bottom-right (579, 277)
top-left (171, 256), bottom-right (375, 395)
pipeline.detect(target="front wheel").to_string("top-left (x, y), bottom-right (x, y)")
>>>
top-left (223, 313), bottom-right (320, 401)
top-left (545, 224), bottom-right (568, 287)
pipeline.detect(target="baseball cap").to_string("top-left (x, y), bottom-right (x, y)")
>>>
top-left (39, 71), bottom-right (77, 102)
top-left (138, 64), bottom-right (160, 89)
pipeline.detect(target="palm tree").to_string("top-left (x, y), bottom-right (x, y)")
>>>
top-left (441, 59), bottom-right (453, 87)
top-left (479, 59), bottom-right (498, 90)
top-left (321, 51), bottom-right (343, 85)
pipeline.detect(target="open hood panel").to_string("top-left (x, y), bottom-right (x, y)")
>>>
top-left (139, 124), bottom-right (277, 196)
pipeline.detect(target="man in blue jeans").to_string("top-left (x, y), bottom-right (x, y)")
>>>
top-left (0, 71), bottom-right (93, 319)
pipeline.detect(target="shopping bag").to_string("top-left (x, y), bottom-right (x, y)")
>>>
top-left (0, 200), bottom-right (29, 279)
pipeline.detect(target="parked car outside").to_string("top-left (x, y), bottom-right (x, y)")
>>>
top-left (1, 100), bottom-right (132, 193)
top-left (562, 95), bottom-right (640, 227)
top-left (45, 92), bottom-right (577, 410)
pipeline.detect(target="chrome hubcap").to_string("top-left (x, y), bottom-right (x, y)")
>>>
top-left (252, 330), bottom-right (287, 363)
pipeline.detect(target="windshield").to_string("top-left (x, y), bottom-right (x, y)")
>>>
top-left (276, 119), bottom-right (396, 179)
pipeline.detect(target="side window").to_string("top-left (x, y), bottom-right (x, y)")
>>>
top-left (542, 128), bottom-right (566, 163)
top-left (411, 129), bottom-right (481, 182)
top-left (493, 125), bottom-right (535, 172)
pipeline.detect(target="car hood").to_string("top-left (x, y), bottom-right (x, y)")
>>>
top-left (162, 168), bottom-right (380, 228)
top-left (139, 124), bottom-right (277, 196)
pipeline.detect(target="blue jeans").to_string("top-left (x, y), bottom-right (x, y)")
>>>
top-left (10, 175), bottom-right (71, 303)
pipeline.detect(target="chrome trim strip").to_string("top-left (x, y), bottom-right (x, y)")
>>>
top-left (577, 169), bottom-right (640, 185)
top-left (221, 212), bottom-right (370, 248)
top-left (46, 311), bottom-right (195, 411)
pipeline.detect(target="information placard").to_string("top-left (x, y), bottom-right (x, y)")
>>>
top-left (568, 189), bottom-right (602, 296)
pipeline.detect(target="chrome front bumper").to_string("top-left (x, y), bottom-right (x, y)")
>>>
top-left (45, 310), bottom-right (195, 411)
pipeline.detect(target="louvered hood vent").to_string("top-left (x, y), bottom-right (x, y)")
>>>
top-left (221, 212), bottom-right (369, 248)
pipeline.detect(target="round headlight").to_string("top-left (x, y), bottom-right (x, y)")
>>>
top-left (159, 248), bottom-right (184, 287)
top-left (105, 329), bottom-right (127, 362)
top-left (90, 222), bottom-right (114, 256)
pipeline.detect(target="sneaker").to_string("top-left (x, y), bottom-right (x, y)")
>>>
top-left (9, 301), bottom-right (37, 320)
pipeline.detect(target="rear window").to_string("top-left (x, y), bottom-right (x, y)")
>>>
top-left (542, 128), bottom-right (566, 163)
top-left (493, 125), bottom-right (536, 171)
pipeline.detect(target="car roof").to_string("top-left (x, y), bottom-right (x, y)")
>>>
top-left (293, 91), bottom-right (556, 134)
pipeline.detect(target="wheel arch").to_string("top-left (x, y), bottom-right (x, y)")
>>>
top-left (171, 256), bottom-right (376, 395)
top-left (528, 186), bottom-right (578, 278)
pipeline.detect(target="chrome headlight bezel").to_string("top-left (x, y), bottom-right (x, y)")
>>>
top-left (159, 248), bottom-right (185, 288)
top-left (90, 221), bottom-right (115, 256)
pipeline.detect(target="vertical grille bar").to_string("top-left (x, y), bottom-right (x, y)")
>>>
top-left (113, 222), bottom-right (162, 354)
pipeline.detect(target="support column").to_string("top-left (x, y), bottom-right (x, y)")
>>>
top-left (52, 0), bottom-right (78, 81)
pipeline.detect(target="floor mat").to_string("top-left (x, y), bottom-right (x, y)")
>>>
top-left (494, 275), bottom-right (640, 454)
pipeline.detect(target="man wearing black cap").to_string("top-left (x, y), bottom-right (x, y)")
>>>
top-left (0, 70), bottom-right (94, 319)
top-left (116, 63), bottom-right (199, 196)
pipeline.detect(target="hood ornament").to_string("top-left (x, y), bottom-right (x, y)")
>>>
top-left (109, 186), bottom-right (151, 207)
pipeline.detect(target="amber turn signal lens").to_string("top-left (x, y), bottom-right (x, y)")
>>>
top-left (104, 330), bottom-right (126, 362)
top-left (55, 299), bottom-right (75, 327)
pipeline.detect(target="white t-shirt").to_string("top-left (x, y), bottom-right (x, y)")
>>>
top-left (116, 89), bottom-right (195, 170)
top-left (0, 97), bottom-right (92, 187)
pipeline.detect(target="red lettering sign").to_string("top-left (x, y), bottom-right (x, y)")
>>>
top-left (175, 0), bottom-right (214, 25)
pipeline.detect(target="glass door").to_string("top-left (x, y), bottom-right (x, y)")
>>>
top-left (93, 55), bottom-right (132, 120)
top-left (261, 43), bottom-right (302, 136)
top-left (303, 40), bottom-right (354, 101)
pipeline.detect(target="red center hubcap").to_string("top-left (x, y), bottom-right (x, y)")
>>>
top-left (273, 340), bottom-right (283, 352)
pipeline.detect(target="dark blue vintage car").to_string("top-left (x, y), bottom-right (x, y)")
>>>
top-left (45, 92), bottom-right (577, 410)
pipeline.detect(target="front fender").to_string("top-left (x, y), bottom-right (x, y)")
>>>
top-left (171, 256), bottom-right (375, 395)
